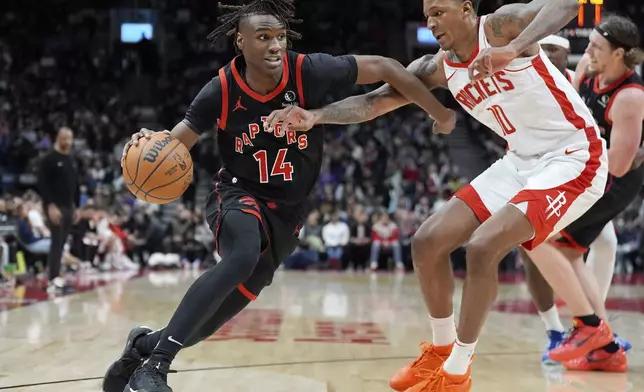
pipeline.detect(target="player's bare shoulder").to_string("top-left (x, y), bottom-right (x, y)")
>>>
top-left (408, 51), bottom-right (447, 89)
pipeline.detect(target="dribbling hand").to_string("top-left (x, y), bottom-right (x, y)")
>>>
top-left (121, 128), bottom-right (170, 168)
top-left (265, 105), bottom-right (317, 132)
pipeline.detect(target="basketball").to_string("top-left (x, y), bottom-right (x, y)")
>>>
top-left (122, 132), bottom-right (193, 204)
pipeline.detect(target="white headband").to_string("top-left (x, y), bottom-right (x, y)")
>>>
top-left (539, 35), bottom-right (570, 50)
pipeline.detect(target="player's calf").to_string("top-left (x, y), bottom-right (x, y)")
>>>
top-left (411, 198), bottom-right (480, 317)
top-left (455, 205), bottom-right (534, 345)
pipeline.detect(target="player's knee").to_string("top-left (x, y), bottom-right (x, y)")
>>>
top-left (411, 216), bottom-right (456, 265)
top-left (465, 233), bottom-right (503, 274)
top-left (221, 240), bottom-right (262, 283)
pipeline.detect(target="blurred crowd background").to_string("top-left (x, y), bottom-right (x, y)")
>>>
top-left (2, 0), bottom-right (644, 286)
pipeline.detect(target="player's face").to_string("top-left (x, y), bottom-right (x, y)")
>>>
top-left (423, 0), bottom-right (475, 51)
top-left (540, 44), bottom-right (568, 72)
top-left (238, 14), bottom-right (288, 77)
top-left (585, 30), bottom-right (623, 75)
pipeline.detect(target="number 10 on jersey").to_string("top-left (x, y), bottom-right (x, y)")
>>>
top-left (487, 104), bottom-right (516, 136)
top-left (253, 148), bottom-right (294, 183)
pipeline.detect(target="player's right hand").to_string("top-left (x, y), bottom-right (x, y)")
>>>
top-left (265, 105), bottom-right (317, 132)
top-left (121, 128), bottom-right (170, 167)
top-left (432, 109), bottom-right (456, 135)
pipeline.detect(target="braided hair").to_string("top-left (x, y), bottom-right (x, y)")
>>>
top-left (208, 0), bottom-right (302, 49)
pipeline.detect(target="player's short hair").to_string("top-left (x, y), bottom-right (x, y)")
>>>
top-left (208, 0), bottom-right (302, 49)
top-left (596, 14), bottom-right (644, 69)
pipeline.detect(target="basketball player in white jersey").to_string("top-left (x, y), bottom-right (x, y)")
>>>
top-left (518, 34), bottom-right (623, 365)
top-left (266, 0), bottom-right (614, 390)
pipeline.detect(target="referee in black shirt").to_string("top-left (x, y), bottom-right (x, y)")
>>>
top-left (38, 127), bottom-right (79, 292)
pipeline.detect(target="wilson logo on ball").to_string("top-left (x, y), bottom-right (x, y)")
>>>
top-left (143, 136), bottom-right (174, 163)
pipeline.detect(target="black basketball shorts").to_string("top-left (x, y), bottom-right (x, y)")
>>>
top-left (205, 182), bottom-right (301, 274)
top-left (555, 167), bottom-right (644, 251)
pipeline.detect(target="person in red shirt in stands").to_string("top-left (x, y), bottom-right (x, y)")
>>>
top-left (370, 212), bottom-right (403, 272)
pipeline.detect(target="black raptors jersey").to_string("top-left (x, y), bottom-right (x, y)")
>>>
top-left (183, 50), bottom-right (358, 222)
top-left (216, 51), bottom-right (321, 209)
top-left (579, 70), bottom-right (644, 182)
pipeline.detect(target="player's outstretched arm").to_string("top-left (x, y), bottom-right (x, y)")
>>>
top-left (348, 54), bottom-right (452, 124)
top-left (607, 88), bottom-right (644, 176)
top-left (266, 54), bottom-right (452, 132)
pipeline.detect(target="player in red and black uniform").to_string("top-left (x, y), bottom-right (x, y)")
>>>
top-left (101, 1), bottom-right (455, 391)
top-left (526, 15), bottom-right (644, 371)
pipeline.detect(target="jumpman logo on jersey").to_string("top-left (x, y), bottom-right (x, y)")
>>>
top-left (545, 191), bottom-right (567, 220)
top-left (233, 97), bottom-right (247, 112)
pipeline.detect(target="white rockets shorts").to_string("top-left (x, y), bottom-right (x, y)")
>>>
top-left (454, 126), bottom-right (608, 250)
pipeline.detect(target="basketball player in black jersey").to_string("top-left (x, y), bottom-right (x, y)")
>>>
top-left (521, 33), bottom-right (622, 365)
top-left (101, 1), bottom-right (455, 391)
top-left (525, 15), bottom-right (644, 372)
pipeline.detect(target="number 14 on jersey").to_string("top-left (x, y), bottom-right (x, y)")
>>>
top-left (253, 149), bottom-right (294, 183)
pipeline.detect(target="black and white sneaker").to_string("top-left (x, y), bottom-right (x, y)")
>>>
top-left (102, 326), bottom-right (153, 392)
top-left (125, 360), bottom-right (175, 392)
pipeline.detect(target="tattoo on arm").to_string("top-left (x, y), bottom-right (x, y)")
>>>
top-left (488, 10), bottom-right (530, 38)
top-left (314, 55), bottom-right (441, 125)
top-left (488, 0), bottom-right (579, 50)
top-left (314, 89), bottom-right (380, 124)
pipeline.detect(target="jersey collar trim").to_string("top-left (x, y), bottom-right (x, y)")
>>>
top-left (593, 69), bottom-right (635, 95)
top-left (231, 54), bottom-right (290, 103)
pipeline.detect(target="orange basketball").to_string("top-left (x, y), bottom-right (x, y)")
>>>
top-left (122, 133), bottom-right (193, 204)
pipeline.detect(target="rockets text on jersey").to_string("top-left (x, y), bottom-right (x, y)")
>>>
top-left (443, 15), bottom-right (598, 157)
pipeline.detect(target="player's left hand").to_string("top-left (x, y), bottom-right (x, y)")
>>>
top-left (265, 105), bottom-right (317, 132)
top-left (468, 45), bottom-right (520, 81)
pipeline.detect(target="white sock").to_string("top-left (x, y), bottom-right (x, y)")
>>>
top-left (538, 306), bottom-right (565, 333)
top-left (442, 338), bottom-right (476, 375)
top-left (587, 221), bottom-right (617, 301)
top-left (430, 314), bottom-right (456, 347)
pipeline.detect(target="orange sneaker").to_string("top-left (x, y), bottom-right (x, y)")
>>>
top-left (548, 320), bottom-right (613, 363)
top-left (389, 342), bottom-right (452, 391)
top-left (404, 366), bottom-right (472, 392)
top-left (562, 348), bottom-right (628, 373)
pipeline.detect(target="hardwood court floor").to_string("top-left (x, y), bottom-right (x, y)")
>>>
top-left (0, 270), bottom-right (642, 391)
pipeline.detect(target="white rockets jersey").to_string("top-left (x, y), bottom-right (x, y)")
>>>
top-left (565, 68), bottom-right (575, 83)
top-left (444, 15), bottom-right (598, 157)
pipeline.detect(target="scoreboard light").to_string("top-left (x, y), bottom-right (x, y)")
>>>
top-left (561, 0), bottom-right (607, 56)
top-left (576, 0), bottom-right (603, 28)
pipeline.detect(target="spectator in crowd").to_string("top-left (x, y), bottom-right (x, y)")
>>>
top-left (16, 203), bottom-right (51, 255)
top-left (322, 212), bottom-right (350, 269)
top-left (0, 199), bottom-right (17, 270)
top-left (347, 208), bottom-right (372, 270)
top-left (284, 211), bottom-right (324, 270)
top-left (370, 212), bottom-right (403, 271)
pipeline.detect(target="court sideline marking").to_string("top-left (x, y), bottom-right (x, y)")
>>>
top-left (0, 350), bottom-right (551, 389)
